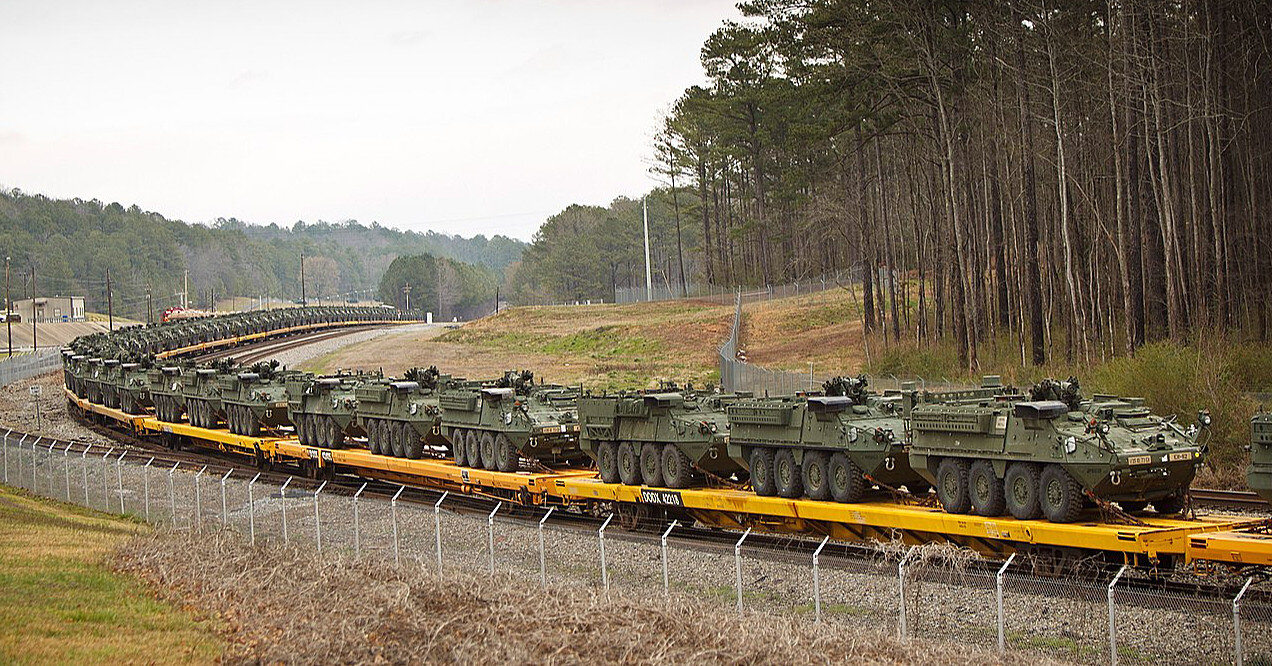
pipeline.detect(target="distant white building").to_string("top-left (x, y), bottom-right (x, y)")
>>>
top-left (12, 296), bottom-right (86, 323)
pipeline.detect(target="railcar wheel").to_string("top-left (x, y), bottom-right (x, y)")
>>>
top-left (969, 460), bottom-right (1006, 517)
top-left (660, 445), bottom-right (692, 489)
top-left (466, 431), bottom-right (482, 468)
top-left (1152, 492), bottom-right (1186, 515)
top-left (828, 453), bottom-right (865, 503)
top-left (936, 458), bottom-right (972, 514)
top-left (750, 448), bottom-right (777, 496)
top-left (640, 443), bottom-right (664, 487)
top-left (597, 441), bottom-right (619, 483)
top-left (479, 432), bottom-right (497, 470)
top-left (801, 451), bottom-right (831, 501)
top-left (774, 449), bottom-right (803, 498)
top-left (617, 442), bottom-right (641, 486)
top-left (451, 429), bottom-right (467, 466)
top-left (494, 434), bottom-right (517, 472)
top-left (1039, 465), bottom-right (1083, 523)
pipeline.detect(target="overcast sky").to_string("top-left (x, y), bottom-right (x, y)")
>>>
top-left (0, 0), bottom-right (739, 240)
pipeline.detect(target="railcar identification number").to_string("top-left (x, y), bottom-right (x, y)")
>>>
top-left (640, 489), bottom-right (683, 507)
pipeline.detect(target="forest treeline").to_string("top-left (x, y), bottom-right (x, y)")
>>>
top-left (0, 189), bottom-right (521, 321)
top-left (517, 0), bottom-right (1272, 368)
top-left (377, 254), bottom-right (498, 321)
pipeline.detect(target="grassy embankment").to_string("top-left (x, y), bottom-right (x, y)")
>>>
top-left (0, 486), bottom-right (221, 664)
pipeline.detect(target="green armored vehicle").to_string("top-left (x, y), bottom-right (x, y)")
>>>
top-left (439, 370), bottom-right (583, 472)
top-left (219, 361), bottom-right (298, 437)
top-left (147, 365), bottom-right (188, 423)
top-left (578, 388), bottom-right (737, 488)
top-left (355, 367), bottom-right (460, 459)
top-left (1248, 413), bottom-right (1272, 504)
top-left (726, 376), bottom-right (920, 501)
top-left (907, 377), bottom-right (1208, 523)
top-left (100, 359), bottom-right (124, 409)
top-left (287, 371), bottom-right (380, 449)
top-left (118, 360), bottom-right (154, 415)
top-left (182, 362), bottom-right (232, 429)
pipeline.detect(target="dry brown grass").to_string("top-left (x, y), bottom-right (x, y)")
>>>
top-left (115, 530), bottom-right (1068, 666)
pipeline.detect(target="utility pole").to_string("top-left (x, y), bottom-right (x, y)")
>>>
top-left (106, 269), bottom-right (114, 332)
top-left (182, 270), bottom-right (188, 309)
top-left (402, 282), bottom-right (411, 311)
top-left (146, 285), bottom-right (153, 326)
top-left (642, 197), bottom-right (653, 302)
top-left (300, 252), bottom-right (307, 306)
top-left (30, 265), bottom-right (36, 351)
top-left (5, 256), bottom-right (11, 357)
top-left (495, 286), bottom-right (500, 314)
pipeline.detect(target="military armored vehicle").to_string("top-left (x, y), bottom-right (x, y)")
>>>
top-left (287, 370), bottom-right (380, 449)
top-left (578, 388), bottom-right (738, 488)
top-left (182, 361), bottom-right (232, 429)
top-left (1251, 413), bottom-right (1272, 504)
top-left (907, 377), bottom-right (1208, 523)
top-left (219, 361), bottom-right (299, 437)
top-left (147, 364), bottom-right (188, 423)
top-left (118, 359), bottom-right (154, 415)
top-left (66, 354), bottom-right (89, 399)
top-left (725, 375), bottom-right (921, 501)
top-left (439, 370), bottom-right (583, 472)
top-left (355, 366), bottom-right (464, 459)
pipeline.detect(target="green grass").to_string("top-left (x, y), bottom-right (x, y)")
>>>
top-left (439, 326), bottom-right (662, 361)
top-left (0, 485), bottom-right (222, 664)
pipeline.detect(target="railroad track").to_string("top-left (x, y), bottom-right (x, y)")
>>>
top-left (191, 326), bottom-right (379, 365)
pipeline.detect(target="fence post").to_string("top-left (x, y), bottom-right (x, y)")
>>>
top-left (662, 520), bottom-right (679, 596)
top-left (168, 462), bottom-right (180, 527)
top-left (248, 472), bottom-right (262, 545)
top-left (99, 447), bottom-right (113, 511)
top-left (1234, 576), bottom-right (1253, 666)
top-left (280, 477), bottom-right (293, 544)
top-left (313, 480), bottom-right (327, 554)
top-left (143, 457), bottom-right (154, 521)
top-left (80, 444), bottom-right (91, 505)
top-left (538, 506), bottom-right (556, 587)
top-left (115, 452), bottom-right (126, 514)
top-left (812, 535), bottom-right (830, 623)
top-left (391, 485), bottom-right (405, 565)
top-left (353, 482), bottom-right (367, 558)
top-left (16, 434), bottom-right (26, 490)
top-left (434, 491), bottom-right (448, 575)
top-left (487, 501), bottom-right (502, 576)
top-left (220, 470), bottom-right (232, 527)
top-left (898, 547), bottom-right (917, 641)
top-left (996, 553), bottom-right (1017, 652)
top-left (62, 443), bottom-right (71, 502)
top-left (598, 514), bottom-right (614, 596)
top-left (734, 527), bottom-right (752, 614)
top-left (32, 437), bottom-right (44, 495)
top-left (2, 428), bottom-right (8, 484)
top-left (1107, 564), bottom-right (1127, 666)
top-left (193, 466), bottom-right (206, 531)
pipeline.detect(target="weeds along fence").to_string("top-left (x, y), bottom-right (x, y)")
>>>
top-left (0, 350), bottom-right (61, 388)
top-left (2, 428), bottom-right (1268, 665)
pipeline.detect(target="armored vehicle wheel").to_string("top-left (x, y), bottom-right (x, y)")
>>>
top-left (245, 412), bottom-right (261, 437)
top-left (1039, 464), bottom-right (1083, 523)
top-left (479, 432), bottom-right (497, 470)
top-left (364, 419), bottom-right (379, 454)
top-left (640, 443), bottom-right (664, 487)
top-left (388, 422), bottom-right (404, 458)
top-left (310, 415), bottom-right (323, 447)
top-left (828, 453), bottom-right (865, 503)
top-left (223, 405), bottom-right (233, 433)
top-left (324, 417), bottom-right (338, 449)
top-left (774, 449), bottom-right (804, 499)
top-left (661, 445), bottom-right (693, 489)
top-left (936, 459), bottom-right (972, 514)
top-left (378, 420), bottom-right (393, 456)
top-left (969, 460), bottom-right (1006, 517)
top-left (451, 429), bottom-right (467, 465)
top-left (750, 448), bottom-right (777, 496)
top-left (466, 431), bottom-right (482, 468)
top-left (494, 434), bottom-right (517, 472)
top-left (328, 418), bottom-right (344, 450)
top-left (617, 442), bottom-right (641, 486)
top-left (295, 414), bottom-right (307, 445)
top-left (597, 442), bottom-right (620, 483)
top-left (1119, 500), bottom-right (1149, 513)
top-left (1152, 492), bottom-right (1186, 515)
top-left (404, 424), bottom-right (424, 459)
top-left (801, 451), bottom-right (831, 501)
top-left (1004, 463), bottom-right (1042, 519)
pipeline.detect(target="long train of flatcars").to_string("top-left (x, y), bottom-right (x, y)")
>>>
top-left (63, 307), bottom-right (1246, 524)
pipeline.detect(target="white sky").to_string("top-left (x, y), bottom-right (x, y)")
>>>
top-left (0, 0), bottom-right (738, 240)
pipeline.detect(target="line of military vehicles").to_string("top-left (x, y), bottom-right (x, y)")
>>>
top-left (60, 307), bottom-right (1272, 524)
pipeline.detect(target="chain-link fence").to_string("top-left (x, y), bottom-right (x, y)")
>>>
top-left (0, 349), bottom-right (61, 388)
top-left (2, 428), bottom-right (1268, 664)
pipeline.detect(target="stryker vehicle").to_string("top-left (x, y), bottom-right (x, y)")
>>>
top-left (219, 361), bottom-right (299, 436)
top-left (355, 366), bottom-right (462, 459)
top-left (287, 370), bottom-right (378, 449)
top-left (66, 354), bottom-right (89, 399)
top-left (726, 375), bottom-right (921, 501)
top-left (1248, 412), bottom-right (1272, 503)
top-left (907, 377), bottom-right (1208, 523)
top-left (578, 388), bottom-right (738, 488)
top-left (182, 362), bottom-right (232, 429)
top-left (439, 370), bottom-right (583, 472)
top-left (147, 364), bottom-right (188, 423)
top-left (82, 358), bottom-right (106, 404)
top-left (118, 360), bottom-right (154, 415)
top-left (99, 359), bottom-right (124, 409)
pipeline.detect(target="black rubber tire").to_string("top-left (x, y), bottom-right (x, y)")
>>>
top-left (1153, 492), bottom-right (1186, 515)
top-left (392, 422), bottom-right (408, 458)
top-left (618, 441), bottom-right (641, 486)
top-left (969, 460), bottom-right (1006, 517)
top-left (295, 414), bottom-right (307, 445)
top-left (936, 458), bottom-right (972, 514)
top-left (466, 430), bottom-right (482, 468)
top-left (328, 418), bottom-right (344, 450)
top-left (801, 451), bottom-right (831, 501)
top-left (245, 412), bottom-right (260, 437)
top-left (479, 432), bottom-right (497, 470)
top-left (660, 444), bottom-right (693, 489)
top-left (365, 419), bottom-right (379, 454)
top-left (1039, 464), bottom-right (1083, 523)
top-left (750, 448), bottom-right (777, 496)
top-left (376, 420), bottom-right (391, 456)
top-left (828, 452), bottom-right (865, 503)
top-left (1004, 463), bottom-right (1042, 520)
top-left (403, 424), bottom-right (424, 459)
top-left (774, 449), bottom-right (804, 499)
top-left (451, 429), bottom-right (467, 466)
top-left (597, 441), bottom-right (619, 483)
top-left (640, 442), bottom-right (664, 487)
top-left (494, 434), bottom-right (517, 472)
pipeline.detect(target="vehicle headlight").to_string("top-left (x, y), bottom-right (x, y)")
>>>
top-left (848, 427), bottom-right (858, 443)
top-left (1099, 424), bottom-right (1110, 435)
top-left (1064, 436), bottom-right (1077, 454)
